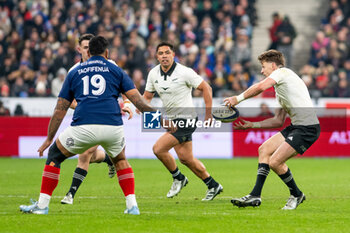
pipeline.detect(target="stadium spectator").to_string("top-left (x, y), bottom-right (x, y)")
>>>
top-left (11, 77), bottom-right (29, 97)
top-left (276, 16), bottom-right (297, 68)
top-left (125, 39), bottom-right (147, 76)
top-left (0, 100), bottom-right (10, 116)
top-left (333, 77), bottom-right (350, 97)
top-left (7, 61), bottom-right (35, 96)
top-left (0, 56), bottom-right (17, 78)
top-left (268, 12), bottom-right (283, 50)
top-left (14, 104), bottom-right (26, 116)
top-left (131, 69), bottom-right (145, 94)
top-left (230, 28), bottom-right (251, 65)
top-left (51, 68), bottom-right (67, 97)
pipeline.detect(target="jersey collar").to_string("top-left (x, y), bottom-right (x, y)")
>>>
top-left (88, 55), bottom-right (107, 61)
top-left (160, 62), bottom-right (177, 81)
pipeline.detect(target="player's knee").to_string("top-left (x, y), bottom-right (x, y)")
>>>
top-left (152, 144), bottom-right (161, 156)
top-left (258, 144), bottom-right (271, 157)
top-left (46, 141), bottom-right (67, 168)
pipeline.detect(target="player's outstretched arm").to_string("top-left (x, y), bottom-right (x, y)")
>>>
top-left (224, 78), bottom-right (276, 107)
top-left (135, 91), bottom-right (155, 114)
top-left (125, 89), bottom-right (155, 113)
top-left (233, 108), bottom-right (287, 130)
top-left (38, 97), bottom-right (71, 156)
top-left (125, 89), bottom-right (176, 132)
top-left (196, 81), bottom-right (213, 121)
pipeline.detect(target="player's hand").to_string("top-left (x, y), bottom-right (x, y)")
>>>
top-left (122, 106), bottom-right (133, 120)
top-left (223, 96), bottom-right (238, 108)
top-left (233, 119), bottom-right (253, 130)
top-left (135, 108), bottom-right (141, 115)
top-left (162, 119), bottom-right (177, 133)
top-left (38, 138), bottom-right (53, 157)
top-left (204, 113), bottom-right (214, 125)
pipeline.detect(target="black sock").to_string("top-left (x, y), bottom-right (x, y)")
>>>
top-left (250, 163), bottom-right (270, 197)
top-left (170, 167), bottom-right (185, 180)
top-left (278, 168), bottom-right (302, 197)
top-left (203, 176), bottom-right (219, 189)
top-left (68, 167), bottom-right (87, 198)
top-left (103, 154), bottom-right (113, 166)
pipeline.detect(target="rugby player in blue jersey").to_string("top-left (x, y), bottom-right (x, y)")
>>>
top-left (19, 36), bottom-right (172, 215)
top-left (60, 34), bottom-right (133, 205)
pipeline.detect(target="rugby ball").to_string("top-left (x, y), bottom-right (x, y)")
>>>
top-left (212, 105), bottom-right (239, 123)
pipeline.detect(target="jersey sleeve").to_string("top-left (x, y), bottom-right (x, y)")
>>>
top-left (185, 67), bottom-right (203, 89)
top-left (268, 69), bottom-right (283, 84)
top-left (120, 70), bottom-right (136, 93)
top-left (58, 71), bottom-right (74, 102)
top-left (145, 71), bottom-right (156, 93)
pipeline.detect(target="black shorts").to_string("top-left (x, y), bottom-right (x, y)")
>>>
top-left (170, 118), bottom-right (197, 144)
top-left (281, 124), bottom-right (320, 154)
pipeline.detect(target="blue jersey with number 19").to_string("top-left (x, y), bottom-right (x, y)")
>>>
top-left (58, 56), bottom-right (135, 126)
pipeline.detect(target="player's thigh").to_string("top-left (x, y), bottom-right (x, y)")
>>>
top-left (174, 141), bottom-right (194, 162)
top-left (78, 145), bottom-right (99, 164)
top-left (153, 132), bottom-right (179, 154)
top-left (259, 132), bottom-right (285, 157)
top-left (269, 141), bottom-right (298, 167)
top-left (99, 125), bottom-right (125, 158)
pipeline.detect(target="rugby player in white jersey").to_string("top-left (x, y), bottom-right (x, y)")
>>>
top-left (225, 50), bottom-right (320, 210)
top-left (19, 36), bottom-right (172, 215)
top-left (141, 42), bottom-right (223, 201)
top-left (60, 34), bottom-right (133, 205)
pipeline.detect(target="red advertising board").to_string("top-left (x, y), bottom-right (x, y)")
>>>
top-left (233, 116), bottom-right (350, 157)
top-left (0, 117), bottom-right (50, 156)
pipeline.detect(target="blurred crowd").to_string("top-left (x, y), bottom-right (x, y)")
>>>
top-left (0, 0), bottom-right (257, 99)
top-left (299, 0), bottom-right (350, 98)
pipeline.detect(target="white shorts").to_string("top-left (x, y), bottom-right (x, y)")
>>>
top-left (58, 124), bottom-right (125, 158)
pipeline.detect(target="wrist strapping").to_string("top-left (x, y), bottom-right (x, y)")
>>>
top-left (237, 93), bottom-right (245, 103)
top-left (123, 99), bottom-right (132, 108)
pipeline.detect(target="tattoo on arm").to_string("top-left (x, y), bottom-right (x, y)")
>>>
top-left (127, 90), bottom-right (155, 113)
top-left (47, 98), bottom-right (71, 141)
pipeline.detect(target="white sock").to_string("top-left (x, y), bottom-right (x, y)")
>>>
top-left (37, 193), bottom-right (51, 209)
top-left (125, 194), bottom-right (137, 209)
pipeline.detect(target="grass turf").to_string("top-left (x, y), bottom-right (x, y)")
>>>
top-left (0, 158), bottom-right (350, 233)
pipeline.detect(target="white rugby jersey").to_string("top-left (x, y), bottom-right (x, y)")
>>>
top-left (145, 62), bottom-right (203, 119)
top-left (268, 67), bottom-right (319, 125)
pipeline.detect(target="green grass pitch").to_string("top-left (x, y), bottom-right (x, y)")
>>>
top-left (1, 157), bottom-right (350, 233)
